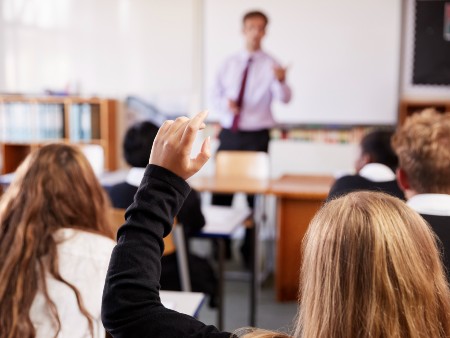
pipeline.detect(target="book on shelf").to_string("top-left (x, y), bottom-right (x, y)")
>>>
top-left (70, 103), bottom-right (92, 142)
top-left (0, 96), bottom-right (117, 174)
top-left (0, 102), bottom-right (64, 142)
top-left (81, 103), bottom-right (92, 140)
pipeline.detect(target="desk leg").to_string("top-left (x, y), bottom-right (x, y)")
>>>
top-left (250, 215), bottom-right (258, 326)
top-left (249, 193), bottom-right (265, 326)
top-left (217, 238), bottom-right (224, 330)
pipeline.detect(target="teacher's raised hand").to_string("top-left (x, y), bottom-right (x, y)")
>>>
top-left (273, 65), bottom-right (288, 83)
top-left (149, 111), bottom-right (211, 180)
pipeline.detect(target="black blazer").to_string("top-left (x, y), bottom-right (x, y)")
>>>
top-left (108, 181), bottom-right (205, 237)
top-left (421, 213), bottom-right (450, 282)
top-left (328, 175), bottom-right (405, 201)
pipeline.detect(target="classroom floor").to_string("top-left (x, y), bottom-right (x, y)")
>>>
top-left (195, 241), bottom-right (298, 334)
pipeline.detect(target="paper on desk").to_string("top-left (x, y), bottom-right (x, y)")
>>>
top-left (201, 205), bottom-right (251, 235)
top-left (162, 300), bottom-right (175, 310)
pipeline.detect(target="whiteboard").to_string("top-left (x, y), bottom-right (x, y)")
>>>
top-left (203, 0), bottom-right (402, 125)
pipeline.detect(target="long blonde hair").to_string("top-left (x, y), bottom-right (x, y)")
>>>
top-left (239, 191), bottom-right (450, 338)
top-left (297, 191), bottom-right (450, 338)
top-left (0, 144), bottom-right (114, 338)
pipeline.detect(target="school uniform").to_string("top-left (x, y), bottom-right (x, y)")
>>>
top-left (407, 194), bottom-right (450, 281)
top-left (108, 168), bottom-right (217, 305)
top-left (31, 229), bottom-right (115, 338)
top-left (102, 165), bottom-right (231, 338)
top-left (108, 167), bottom-right (205, 236)
top-left (328, 163), bottom-right (404, 201)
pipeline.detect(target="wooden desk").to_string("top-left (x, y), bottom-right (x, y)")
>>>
top-left (188, 175), bottom-right (268, 327)
top-left (189, 176), bottom-right (269, 194)
top-left (190, 174), bottom-right (335, 304)
top-left (270, 175), bottom-right (334, 301)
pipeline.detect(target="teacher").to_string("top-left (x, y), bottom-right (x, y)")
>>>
top-left (211, 10), bottom-right (292, 265)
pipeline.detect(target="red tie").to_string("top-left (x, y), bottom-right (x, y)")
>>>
top-left (231, 57), bottom-right (252, 132)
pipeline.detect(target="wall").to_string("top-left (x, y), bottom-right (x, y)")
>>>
top-left (0, 0), bottom-right (201, 112)
top-left (1, 0), bottom-right (448, 109)
top-left (0, 0), bottom-right (448, 175)
top-left (0, 0), bottom-right (203, 171)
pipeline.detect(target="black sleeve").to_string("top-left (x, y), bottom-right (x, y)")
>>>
top-left (177, 189), bottom-right (206, 237)
top-left (101, 164), bottom-right (232, 338)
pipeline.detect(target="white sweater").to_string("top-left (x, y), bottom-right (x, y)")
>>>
top-left (30, 228), bottom-right (116, 338)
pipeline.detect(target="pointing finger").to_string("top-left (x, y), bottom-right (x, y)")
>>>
top-left (181, 111), bottom-right (208, 150)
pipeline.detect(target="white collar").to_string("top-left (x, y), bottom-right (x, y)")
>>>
top-left (240, 49), bottom-right (264, 60)
top-left (407, 194), bottom-right (450, 216)
top-left (125, 167), bottom-right (146, 187)
top-left (358, 163), bottom-right (396, 182)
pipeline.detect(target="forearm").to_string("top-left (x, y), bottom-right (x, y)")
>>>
top-left (177, 190), bottom-right (206, 236)
top-left (101, 165), bottom-right (231, 338)
top-left (101, 165), bottom-right (190, 334)
top-left (272, 81), bottom-right (292, 103)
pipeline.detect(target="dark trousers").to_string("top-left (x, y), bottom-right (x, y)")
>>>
top-left (212, 128), bottom-right (270, 263)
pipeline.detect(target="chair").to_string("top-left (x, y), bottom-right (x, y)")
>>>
top-left (215, 151), bottom-right (270, 180)
top-left (199, 150), bottom-right (270, 329)
top-left (109, 208), bottom-right (190, 290)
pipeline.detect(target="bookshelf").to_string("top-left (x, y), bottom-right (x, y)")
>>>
top-left (0, 96), bottom-right (118, 174)
top-left (399, 100), bottom-right (450, 125)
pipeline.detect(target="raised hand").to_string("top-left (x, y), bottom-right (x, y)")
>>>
top-left (149, 111), bottom-right (211, 180)
top-left (273, 65), bottom-right (288, 83)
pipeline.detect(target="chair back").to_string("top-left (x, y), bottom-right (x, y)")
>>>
top-left (215, 151), bottom-right (270, 180)
top-left (109, 208), bottom-right (176, 255)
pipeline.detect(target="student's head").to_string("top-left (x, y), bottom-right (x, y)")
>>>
top-left (238, 191), bottom-right (450, 338)
top-left (354, 129), bottom-right (398, 172)
top-left (0, 143), bottom-right (113, 337)
top-left (242, 11), bottom-right (268, 52)
top-left (392, 109), bottom-right (450, 197)
top-left (123, 121), bottom-right (159, 168)
top-left (295, 191), bottom-right (450, 338)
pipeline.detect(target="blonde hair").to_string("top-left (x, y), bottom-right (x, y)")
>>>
top-left (238, 191), bottom-right (450, 338)
top-left (0, 143), bottom-right (114, 338)
top-left (296, 191), bottom-right (450, 338)
top-left (392, 109), bottom-right (450, 193)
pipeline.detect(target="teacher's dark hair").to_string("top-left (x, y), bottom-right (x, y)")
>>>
top-left (243, 11), bottom-right (269, 26)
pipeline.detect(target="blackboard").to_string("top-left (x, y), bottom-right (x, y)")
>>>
top-left (413, 1), bottom-right (450, 85)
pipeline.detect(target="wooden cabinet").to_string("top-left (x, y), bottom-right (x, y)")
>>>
top-left (0, 96), bottom-right (118, 174)
top-left (399, 100), bottom-right (450, 125)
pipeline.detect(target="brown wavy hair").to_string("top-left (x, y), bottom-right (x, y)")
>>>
top-left (238, 191), bottom-right (450, 338)
top-left (0, 143), bottom-right (114, 338)
top-left (392, 109), bottom-right (450, 193)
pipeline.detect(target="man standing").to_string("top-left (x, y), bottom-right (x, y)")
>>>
top-left (211, 10), bottom-right (292, 264)
top-left (392, 109), bottom-right (450, 280)
top-left (212, 10), bottom-right (291, 153)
